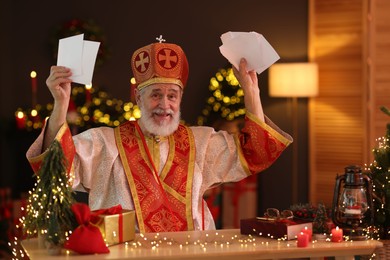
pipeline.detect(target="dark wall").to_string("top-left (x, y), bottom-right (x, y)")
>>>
top-left (0, 0), bottom-right (309, 214)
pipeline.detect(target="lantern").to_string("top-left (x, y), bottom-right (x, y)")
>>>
top-left (332, 165), bottom-right (374, 240)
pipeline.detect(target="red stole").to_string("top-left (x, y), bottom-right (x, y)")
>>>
top-left (114, 121), bottom-right (195, 233)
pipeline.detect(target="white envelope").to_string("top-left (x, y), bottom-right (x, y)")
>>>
top-left (219, 31), bottom-right (280, 74)
top-left (57, 34), bottom-right (100, 85)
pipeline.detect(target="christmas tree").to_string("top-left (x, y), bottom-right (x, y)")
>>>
top-left (368, 106), bottom-right (390, 238)
top-left (22, 140), bottom-right (77, 246)
top-left (197, 67), bottom-right (245, 126)
top-left (312, 203), bottom-right (331, 234)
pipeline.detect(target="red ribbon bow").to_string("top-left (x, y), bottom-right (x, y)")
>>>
top-left (64, 203), bottom-right (110, 254)
top-left (91, 204), bottom-right (124, 243)
top-left (90, 204), bottom-right (123, 223)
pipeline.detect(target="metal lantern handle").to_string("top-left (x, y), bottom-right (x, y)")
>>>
top-left (363, 173), bottom-right (375, 225)
top-left (332, 173), bottom-right (345, 227)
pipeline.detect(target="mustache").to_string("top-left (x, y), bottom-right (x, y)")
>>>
top-left (152, 108), bottom-right (174, 116)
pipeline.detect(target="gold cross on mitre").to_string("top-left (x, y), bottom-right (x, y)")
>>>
top-left (156, 35), bottom-right (166, 43)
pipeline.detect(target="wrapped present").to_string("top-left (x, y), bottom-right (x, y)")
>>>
top-left (240, 217), bottom-right (313, 240)
top-left (91, 206), bottom-right (135, 246)
top-left (65, 203), bottom-right (110, 254)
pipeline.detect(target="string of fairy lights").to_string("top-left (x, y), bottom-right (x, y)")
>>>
top-left (9, 227), bottom-right (383, 259)
top-left (15, 79), bottom-right (141, 132)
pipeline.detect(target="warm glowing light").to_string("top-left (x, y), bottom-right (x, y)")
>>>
top-left (16, 111), bottom-right (24, 119)
top-left (269, 63), bottom-right (318, 97)
top-left (31, 109), bottom-right (38, 117)
top-left (133, 108), bottom-right (141, 118)
top-left (30, 71), bottom-right (37, 78)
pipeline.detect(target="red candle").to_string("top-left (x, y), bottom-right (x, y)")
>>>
top-left (85, 84), bottom-right (92, 103)
top-left (31, 71), bottom-right (37, 106)
top-left (297, 232), bottom-right (309, 247)
top-left (130, 77), bottom-right (137, 103)
top-left (15, 111), bottom-right (26, 129)
top-left (331, 226), bottom-right (343, 242)
top-left (301, 226), bottom-right (313, 242)
top-left (30, 71), bottom-right (37, 93)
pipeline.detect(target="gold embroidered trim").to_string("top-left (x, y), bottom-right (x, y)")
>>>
top-left (114, 126), bottom-right (146, 233)
top-left (234, 134), bottom-right (251, 176)
top-left (185, 126), bottom-right (195, 231)
top-left (160, 135), bottom-right (175, 180)
top-left (27, 122), bottom-right (69, 165)
top-left (246, 112), bottom-right (291, 146)
top-left (136, 130), bottom-right (156, 181)
top-left (55, 122), bottom-right (69, 141)
top-left (137, 77), bottom-right (183, 90)
top-left (163, 184), bottom-right (186, 203)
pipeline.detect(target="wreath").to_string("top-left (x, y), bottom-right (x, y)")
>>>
top-left (197, 67), bottom-right (246, 126)
top-left (50, 18), bottom-right (110, 67)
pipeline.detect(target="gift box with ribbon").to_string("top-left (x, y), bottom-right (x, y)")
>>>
top-left (91, 205), bottom-right (135, 246)
top-left (240, 217), bottom-right (313, 240)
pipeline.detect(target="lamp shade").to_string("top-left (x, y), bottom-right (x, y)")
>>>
top-left (269, 62), bottom-right (318, 97)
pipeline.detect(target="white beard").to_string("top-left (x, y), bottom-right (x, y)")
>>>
top-left (138, 103), bottom-right (181, 137)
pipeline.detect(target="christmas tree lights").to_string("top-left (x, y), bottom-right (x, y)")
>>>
top-left (21, 140), bottom-right (77, 247)
top-left (197, 67), bottom-right (245, 126)
top-left (15, 84), bottom-right (141, 132)
top-left (367, 106), bottom-right (390, 239)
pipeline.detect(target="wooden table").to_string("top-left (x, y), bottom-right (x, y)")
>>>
top-left (22, 229), bottom-right (382, 260)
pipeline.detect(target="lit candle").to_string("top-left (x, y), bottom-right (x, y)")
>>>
top-left (301, 226), bottom-right (313, 242)
top-left (130, 77), bottom-right (137, 103)
top-left (331, 226), bottom-right (343, 242)
top-left (85, 84), bottom-right (92, 103)
top-left (297, 232), bottom-right (309, 247)
top-left (15, 111), bottom-right (26, 129)
top-left (30, 71), bottom-right (37, 106)
top-left (30, 71), bottom-right (37, 92)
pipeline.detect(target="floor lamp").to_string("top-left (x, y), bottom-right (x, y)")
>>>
top-left (269, 63), bottom-right (318, 204)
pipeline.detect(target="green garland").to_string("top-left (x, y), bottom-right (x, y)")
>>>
top-left (289, 203), bottom-right (331, 234)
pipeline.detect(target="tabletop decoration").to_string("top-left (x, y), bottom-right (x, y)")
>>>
top-left (90, 204), bottom-right (135, 246)
top-left (297, 231), bottom-right (309, 247)
top-left (289, 203), bottom-right (332, 236)
top-left (331, 226), bottom-right (343, 242)
top-left (240, 214), bottom-right (313, 240)
top-left (21, 140), bottom-right (77, 254)
top-left (64, 203), bottom-right (109, 254)
top-left (332, 165), bottom-right (374, 241)
top-left (301, 226), bottom-right (312, 242)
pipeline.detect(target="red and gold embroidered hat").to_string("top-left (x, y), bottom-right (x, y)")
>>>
top-left (131, 42), bottom-right (189, 90)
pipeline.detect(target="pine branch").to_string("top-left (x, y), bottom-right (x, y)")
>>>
top-left (380, 106), bottom-right (390, 117)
